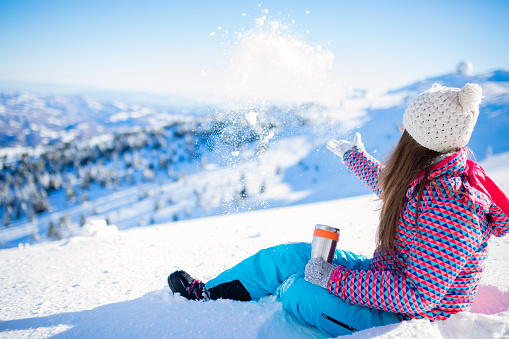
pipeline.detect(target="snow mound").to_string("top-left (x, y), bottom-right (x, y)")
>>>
top-left (79, 219), bottom-right (119, 238)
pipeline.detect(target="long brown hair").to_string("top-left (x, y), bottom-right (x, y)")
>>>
top-left (377, 130), bottom-right (442, 254)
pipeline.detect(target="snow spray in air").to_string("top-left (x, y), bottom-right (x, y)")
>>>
top-left (202, 8), bottom-right (347, 216)
top-left (211, 9), bottom-right (342, 106)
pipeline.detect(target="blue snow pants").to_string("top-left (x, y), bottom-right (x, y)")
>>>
top-left (206, 243), bottom-right (401, 337)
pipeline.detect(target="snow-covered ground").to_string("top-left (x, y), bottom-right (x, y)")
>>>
top-left (1, 152), bottom-right (508, 338)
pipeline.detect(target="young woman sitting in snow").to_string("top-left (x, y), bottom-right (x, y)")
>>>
top-left (168, 83), bottom-right (509, 337)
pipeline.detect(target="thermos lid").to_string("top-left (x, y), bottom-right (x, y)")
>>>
top-left (315, 224), bottom-right (340, 233)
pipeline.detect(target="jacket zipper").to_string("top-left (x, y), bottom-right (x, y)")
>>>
top-left (321, 314), bottom-right (358, 332)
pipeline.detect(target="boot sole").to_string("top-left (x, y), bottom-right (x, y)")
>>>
top-left (167, 271), bottom-right (181, 294)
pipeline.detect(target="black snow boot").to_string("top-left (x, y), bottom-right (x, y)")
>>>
top-left (167, 270), bottom-right (251, 302)
top-left (168, 270), bottom-right (214, 301)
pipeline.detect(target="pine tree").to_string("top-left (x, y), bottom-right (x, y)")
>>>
top-left (154, 198), bottom-right (162, 211)
top-left (81, 191), bottom-right (88, 204)
top-left (28, 209), bottom-right (36, 222)
top-left (65, 185), bottom-right (77, 203)
top-left (259, 181), bottom-right (266, 194)
top-left (3, 213), bottom-right (10, 227)
top-left (81, 173), bottom-right (91, 190)
top-left (47, 220), bottom-right (61, 240)
top-left (58, 216), bottom-right (69, 235)
top-left (240, 186), bottom-right (248, 199)
top-left (30, 226), bottom-right (40, 242)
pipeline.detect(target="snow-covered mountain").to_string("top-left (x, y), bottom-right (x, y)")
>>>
top-left (0, 88), bottom-right (203, 148)
top-left (0, 69), bottom-right (508, 249)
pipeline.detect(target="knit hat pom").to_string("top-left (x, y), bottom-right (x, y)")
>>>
top-left (458, 83), bottom-right (482, 113)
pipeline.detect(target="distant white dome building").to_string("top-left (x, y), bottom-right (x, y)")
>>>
top-left (457, 61), bottom-right (473, 75)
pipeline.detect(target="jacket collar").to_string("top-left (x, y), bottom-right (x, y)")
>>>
top-left (410, 148), bottom-right (509, 220)
top-left (410, 148), bottom-right (467, 186)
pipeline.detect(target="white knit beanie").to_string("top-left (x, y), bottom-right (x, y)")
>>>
top-left (403, 83), bottom-right (482, 153)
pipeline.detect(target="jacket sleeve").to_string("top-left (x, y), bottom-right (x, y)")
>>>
top-left (343, 147), bottom-right (384, 198)
top-left (328, 193), bottom-right (482, 317)
top-left (489, 204), bottom-right (509, 237)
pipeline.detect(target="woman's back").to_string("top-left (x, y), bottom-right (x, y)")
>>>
top-left (344, 147), bottom-right (509, 320)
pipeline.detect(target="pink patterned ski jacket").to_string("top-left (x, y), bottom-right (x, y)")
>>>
top-left (329, 147), bottom-right (509, 321)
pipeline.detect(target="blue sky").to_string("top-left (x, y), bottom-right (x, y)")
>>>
top-left (1, 0), bottom-right (508, 103)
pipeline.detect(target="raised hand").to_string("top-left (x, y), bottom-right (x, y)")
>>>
top-left (326, 132), bottom-right (364, 159)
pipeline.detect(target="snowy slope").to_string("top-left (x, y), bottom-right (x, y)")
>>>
top-left (1, 152), bottom-right (508, 338)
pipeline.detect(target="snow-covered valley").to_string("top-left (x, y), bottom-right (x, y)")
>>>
top-left (1, 69), bottom-right (509, 250)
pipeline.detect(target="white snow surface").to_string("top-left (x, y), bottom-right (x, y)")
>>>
top-left (1, 164), bottom-right (509, 338)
